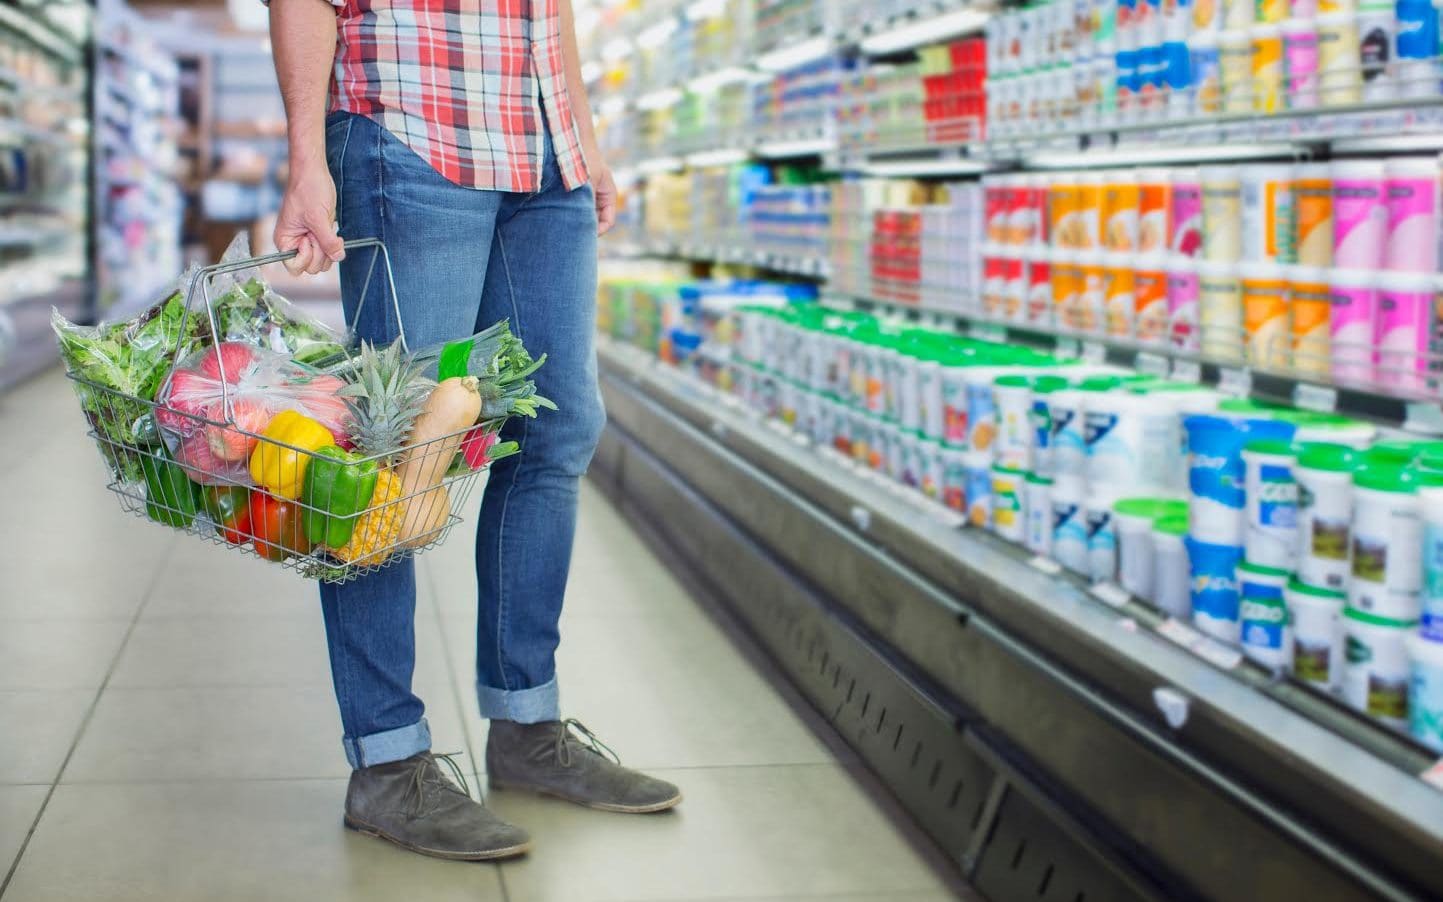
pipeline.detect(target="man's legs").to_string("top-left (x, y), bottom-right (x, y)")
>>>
top-left (469, 139), bottom-right (681, 813)
top-left (322, 110), bottom-right (501, 766)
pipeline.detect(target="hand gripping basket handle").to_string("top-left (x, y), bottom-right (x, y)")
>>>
top-left (173, 236), bottom-right (406, 425)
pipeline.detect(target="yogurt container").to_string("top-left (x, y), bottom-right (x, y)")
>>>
top-left (1049, 386), bottom-right (1089, 487)
top-left (1349, 463), bottom-right (1423, 621)
top-left (1198, 261), bottom-right (1245, 362)
top-left (1169, 169), bottom-right (1205, 256)
top-left (1295, 441), bottom-right (1359, 590)
top-left (920, 438), bottom-right (944, 500)
top-left (1167, 258), bottom-right (1202, 351)
top-left (1382, 157), bottom-right (1440, 273)
top-left (1419, 456), bottom-right (1443, 641)
top-left (1101, 254), bottom-right (1137, 337)
top-left (1288, 577), bottom-right (1347, 690)
top-left (992, 463), bottom-right (1027, 542)
top-left (1282, 18), bottom-right (1321, 107)
top-left (1085, 385), bottom-right (1180, 492)
top-left (1219, 30), bottom-right (1255, 112)
top-left (1356, 0), bottom-right (1396, 101)
top-left (1329, 268), bottom-right (1380, 385)
top-left (1133, 257), bottom-right (1170, 344)
top-left (1024, 471), bottom-right (1054, 555)
top-left (1116, 497), bottom-right (1188, 600)
top-left (1154, 514), bottom-right (1193, 617)
top-left (1240, 165), bottom-right (1295, 264)
top-left (1077, 251), bottom-right (1107, 333)
top-left (1289, 265), bottom-right (1333, 378)
top-left (1250, 23), bottom-right (1286, 112)
top-left (1241, 592), bottom-right (1293, 668)
top-left (1087, 489), bottom-right (1122, 582)
top-left (994, 374), bottom-right (1037, 470)
top-left (965, 450), bottom-right (995, 527)
top-left (1291, 163), bottom-right (1334, 267)
top-left (1317, 11), bottom-right (1362, 106)
top-left (1052, 480), bottom-right (1090, 573)
top-left (1101, 173), bottom-right (1141, 251)
top-left (1186, 414), bottom-right (1297, 545)
top-left (1375, 271), bottom-right (1435, 394)
top-left (1343, 606), bottom-right (1416, 726)
top-left (942, 446), bottom-right (969, 514)
top-left (1408, 634), bottom-right (1443, 751)
top-left (1239, 558), bottom-right (1291, 601)
top-left (1242, 438), bottom-right (1299, 569)
top-left (1201, 166), bottom-right (1244, 262)
top-left (1241, 262), bottom-right (1293, 370)
top-left (1188, 535), bottom-right (1246, 641)
top-left (1029, 376), bottom-right (1072, 477)
top-left (1332, 160), bottom-right (1389, 271)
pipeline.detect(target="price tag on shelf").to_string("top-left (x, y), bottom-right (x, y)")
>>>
top-left (1135, 351), bottom-right (1171, 379)
top-left (1171, 359), bottom-right (1202, 384)
top-left (1055, 336), bottom-right (1081, 359)
top-left (1028, 555), bottom-right (1064, 575)
top-left (1293, 382), bottom-right (1338, 413)
top-left (1089, 582), bottom-right (1132, 609)
top-left (1081, 341), bottom-right (1108, 365)
top-left (1420, 759), bottom-right (1443, 790)
top-left (1218, 366), bottom-right (1252, 397)
top-left (1192, 637), bottom-right (1243, 671)
top-left (1157, 617), bottom-right (1202, 650)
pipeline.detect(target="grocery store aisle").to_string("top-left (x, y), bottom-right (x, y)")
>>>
top-left (0, 370), bottom-right (964, 901)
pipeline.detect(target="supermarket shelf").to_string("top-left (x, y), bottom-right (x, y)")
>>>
top-left (0, 4), bottom-right (83, 62)
top-left (596, 338), bottom-right (1443, 900)
top-left (613, 237), bottom-right (830, 279)
top-left (826, 290), bottom-right (1443, 434)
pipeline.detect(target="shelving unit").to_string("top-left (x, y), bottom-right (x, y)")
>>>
top-left (0, 0), bottom-right (91, 391)
top-left (93, 0), bottom-right (182, 319)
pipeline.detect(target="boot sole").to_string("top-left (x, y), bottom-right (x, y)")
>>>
top-left (343, 814), bottom-right (533, 861)
top-left (488, 779), bottom-right (683, 814)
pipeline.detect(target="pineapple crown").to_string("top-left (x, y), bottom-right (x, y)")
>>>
top-left (339, 340), bottom-right (434, 456)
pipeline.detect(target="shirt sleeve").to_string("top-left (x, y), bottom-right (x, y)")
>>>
top-left (258, 0), bottom-right (344, 6)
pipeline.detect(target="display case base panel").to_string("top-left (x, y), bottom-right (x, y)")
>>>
top-left (589, 418), bottom-right (1159, 901)
top-left (592, 347), bottom-right (1435, 901)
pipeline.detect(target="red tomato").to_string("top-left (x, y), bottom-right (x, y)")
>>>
top-left (249, 490), bottom-right (311, 562)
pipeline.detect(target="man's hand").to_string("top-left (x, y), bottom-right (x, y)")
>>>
top-left (593, 162), bottom-right (617, 236)
top-left (275, 162), bottom-right (345, 276)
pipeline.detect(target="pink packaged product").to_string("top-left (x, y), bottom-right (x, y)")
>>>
top-left (1167, 259), bottom-right (1201, 351)
top-left (1169, 168), bottom-right (1204, 257)
top-left (1376, 272), bottom-right (1436, 394)
top-left (1332, 160), bottom-right (1389, 271)
top-left (1330, 269), bottom-right (1380, 385)
top-left (1383, 157), bottom-right (1441, 273)
top-left (1282, 19), bottom-right (1320, 108)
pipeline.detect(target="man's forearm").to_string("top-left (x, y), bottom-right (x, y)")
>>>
top-left (271, 0), bottom-right (339, 177)
top-left (559, 0), bottom-right (603, 166)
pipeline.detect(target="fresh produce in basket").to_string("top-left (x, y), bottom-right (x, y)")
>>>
top-left (338, 341), bottom-right (434, 458)
top-left (250, 489), bottom-right (312, 562)
top-left (331, 469), bottom-right (404, 566)
top-left (140, 450), bottom-right (199, 528)
top-left (301, 446), bottom-right (380, 549)
top-left (396, 375), bottom-right (484, 547)
top-left (249, 409), bottom-right (336, 499)
top-left (200, 484), bottom-right (252, 545)
top-left (157, 343), bottom-right (353, 485)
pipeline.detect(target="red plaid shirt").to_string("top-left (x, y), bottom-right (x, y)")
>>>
top-left (325, 0), bottom-right (590, 192)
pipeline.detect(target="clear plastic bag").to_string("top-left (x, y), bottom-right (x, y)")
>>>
top-left (155, 341), bottom-right (353, 485)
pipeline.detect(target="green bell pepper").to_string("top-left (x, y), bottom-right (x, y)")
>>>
top-left (140, 450), bottom-right (199, 528)
top-left (301, 445), bottom-right (379, 549)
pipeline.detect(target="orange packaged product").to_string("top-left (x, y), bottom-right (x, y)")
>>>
top-left (1051, 251), bottom-right (1082, 330)
top-left (1102, 173), bottom-right (1141, 252)
top-left (1048, 178), bottom-right (1081, 248)
top-left (1133, 257), bottom-right (1170, 345)
top-left (1137, 169), bottom-right (1173, 253)
top-left (1075, 173), bottom-right (1104, 250)
top-left (1101, 255), bottom-right (1137, 337)
top-left (1289, 265), bottom-right (1332, 378)
top-left (1077, 251), bottom-right (1106, 333)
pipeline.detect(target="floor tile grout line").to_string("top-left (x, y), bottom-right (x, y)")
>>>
top-left (0, 536), bottom-right (179, 899)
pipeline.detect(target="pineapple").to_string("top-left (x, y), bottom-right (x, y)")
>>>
top-left (333, 468), bottom-right (404, 565)
top-left (340, 341), bottom-right (433, 458)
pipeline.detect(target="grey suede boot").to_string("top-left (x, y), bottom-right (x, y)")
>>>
top-left (487, 719), bottom-right (683, 814)
top-left (344, 752), bottom-right (532, 860)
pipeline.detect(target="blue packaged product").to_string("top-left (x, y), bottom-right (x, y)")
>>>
top-left (1052, 487), bottom-right (1089, 573)
top-left (1408, 634), bottom-right (1443, 752)
top-left (1187, 536), bottom-right (1244, 641)
top-left (1396, 0), bottom-right (1440, 60)
top-left (1189, 40), bottom-right (1221, 114)
top-left (1240, 593), bottom-right (1290, 668)
top-left (964, 453), bottom-right (993, 528)
top-left (1184, 414), bottom-right (1296, 545)
top-left (1116, 48), bottom-right (1140, 112)
top-left (1161, 40), bottom-right (1192, 93)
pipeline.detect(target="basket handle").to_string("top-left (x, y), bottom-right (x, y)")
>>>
top-left (173, 237), bottom-right (407, 425)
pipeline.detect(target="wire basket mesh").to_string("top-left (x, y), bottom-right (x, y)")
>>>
top-left (65, 238), bottom-right (502, 584)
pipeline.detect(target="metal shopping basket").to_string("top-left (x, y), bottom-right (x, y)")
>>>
top-left (65, 238), bottom-right (498, 583)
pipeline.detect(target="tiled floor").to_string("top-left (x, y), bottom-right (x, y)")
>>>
top-left (0, 369), bottom-right (965, 901)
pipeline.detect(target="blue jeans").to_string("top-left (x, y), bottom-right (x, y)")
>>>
top-left (320, 111), bottom-right (604, 768)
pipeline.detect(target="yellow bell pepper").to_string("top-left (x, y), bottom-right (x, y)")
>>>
top-left (249, 409), bottom-right (335, 499)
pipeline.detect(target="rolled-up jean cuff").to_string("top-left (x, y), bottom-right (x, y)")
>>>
top-left (343, 717), bottom-right (431, 769)
top-left (477, 677), bottom-right (560, 723)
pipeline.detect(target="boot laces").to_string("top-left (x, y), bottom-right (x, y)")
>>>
top-left (409, 751), bottom-right (472, 816)
top-left (556, 718), bottom-right (621, 767)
